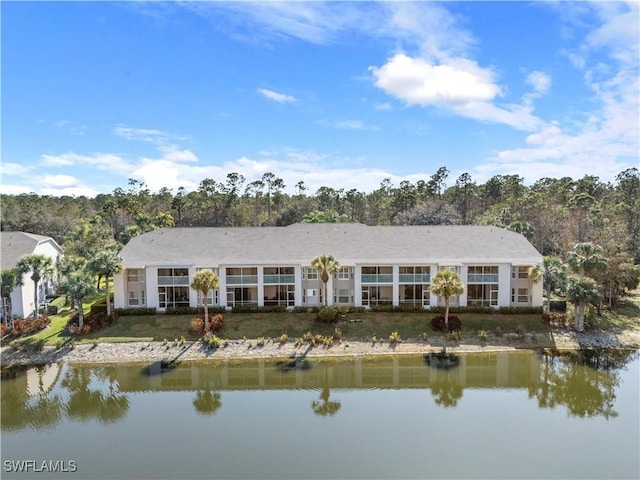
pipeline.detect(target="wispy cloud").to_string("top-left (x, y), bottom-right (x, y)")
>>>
top-left (257, 88), bottom-right (297, 103)
top-left (113, 124), bottom-right (188, 144)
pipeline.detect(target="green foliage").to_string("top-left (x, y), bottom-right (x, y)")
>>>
top-left (431, 315), bottom-right (462, 332)
top-left (115, 307), bottom-right (156, 316)
top-left (478, 329), bottom-right (488, 341)
top-left (316, 306), bottom-right (338, 323)
top-left (389, 331), bottom-right (402, 344)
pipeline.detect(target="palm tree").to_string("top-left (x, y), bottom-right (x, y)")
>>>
top-left (568, 242), bottom-right (608, 278)
top-left (16, 254), bottom-right (55, 318)
top-left (192, 390), bottom-right (222, 415)
top-left (431, 270), bottom-right (464, 332)
top-left (190, 270), bottom-right (220, 332)
top-left (566, 275), bottom-right (602, 332)
top-left (530, 256), bottom-right (567, 313)
top-left (59, 271), bottom-right (96, 328)
top-left (310, 255), bottom-right (340, 307)
top-left (88, 248), bottom-right (123, 318)
top-left (1, 268), bottom-right (23, 326)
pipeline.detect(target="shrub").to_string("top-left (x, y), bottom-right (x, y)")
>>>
top-left (389, 331), bottom-right (402, 344)
top-left (190, 317), bottom-right (205, 335)
top-left (494, 326), bottom-right (503, 337)
top-left (280, 331), bottom-right (289, 344)
top-left (316, 306), bottom-right (338, 324)
top-left (47, 304), bottom-right (58, 315)
top-left (515, 324), bottom-right (526, 338)
top-left (292, 306), bottom-right (319, 313)
top-left (0, 323), bottom-right (10, 337)
top-left (498, 306), bottom-right (543, 315)
top-left (256, 336), bottom-right (265, 347)
top-left (115, 307), bottom-right (156, 316)
top-left (430, 315), bottom-right (462, 333)
top-left (478, 329), bottom-right (488, 341)
top-left (542, 312), bottom-right (568, 327)
top-left (332, 327), bottom-right (342, 342)
top-left (90, 304), bottom-right (108, 315)
top-left (209, 314), bottom-right (224, 334)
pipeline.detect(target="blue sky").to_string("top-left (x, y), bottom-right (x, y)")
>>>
top-left (2, 1), bottom-right (638, 197)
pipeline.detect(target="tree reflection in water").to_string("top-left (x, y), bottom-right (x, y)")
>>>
top-left (529, 349), bottom-right (638, 419)
top-left (312, 387), bottom-right (341, 416)
top-left (429, 371), bottom-right (463, 408)
top-left (193, 390), bottom-right (222, 415)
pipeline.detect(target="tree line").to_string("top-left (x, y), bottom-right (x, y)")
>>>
top-left (1, 167), bottom-right (639, 264)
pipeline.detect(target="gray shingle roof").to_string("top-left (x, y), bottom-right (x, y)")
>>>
top-left (0, 231), bottom-right (59, 269)
top-left (119, 223), bottom-right (542, 267)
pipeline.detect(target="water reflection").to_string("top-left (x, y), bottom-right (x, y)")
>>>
top-left (192, 390), bottom-right (222, 415)
top-left (529, 349), bottom-right (638, 419)
top-left (1, 349), bottom-right (638, 433)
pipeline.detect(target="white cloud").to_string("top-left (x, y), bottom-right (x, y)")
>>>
top-left (257, 88), bottom-right (297, 103)
top-left (43, 174), bottom-right (81, 188)
top-left (113, 125), bottom-right (188, 144)
top-left (371, 53), bottom-right (500, 105)
top-left (525, 71), bottom-right (552, 96)
top-left (40, 152), bottom-right (133, 176)
top-left (1, 162), bottom-right (32, 176)
top-left (371, 53), bottom-right (542, 131)
top-left (374, 102), bottom-right (393, 111)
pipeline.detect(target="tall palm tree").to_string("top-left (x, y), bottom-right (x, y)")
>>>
top-left (566, 275), bottom-right (602, 332)
top-left (88, 247), bottom-right (123, 318)
top-left (1, 268), bottom-right (23, 326)
top-left (310, 255), bottom-right (340, 307)
top-left (16, 254), bottom-right (55, 318)
top-left (529, 256), bottom-right (567, 313)
top-left (190, 270), bottom-right (220, 332)
top-left (568, 242), bottom-right (608, 278)
top-left (59, 271), bottom-right (96, 328)
top-left (431, 270), bottom-right (464, 332)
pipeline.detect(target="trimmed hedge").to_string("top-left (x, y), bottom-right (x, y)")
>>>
top-left (165, 306), bottom-right (227, 315)
top-left (114, 307), bottom-right (157, 316)
top-left (231, 305), bottom-right (287, 313)
top-left (370, 304), bottom-right (428, 313)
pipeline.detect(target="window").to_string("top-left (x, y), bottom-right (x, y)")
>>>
top-left (468, 266), bottom-right (499, 283)
top-left (517, 288), bottom-right (529, 303)
top-left (303, 267), bottom-right (318, 280)
top-left (467, 284), bottom-right (499, 307)
top-left (334, 288), bottom-right (352, 304)
top-left (338, 267), bottom-right (352, 280)
top-left (361, 266), bottom-right (392, 283)
top-left (512, 266), bottom-right (529, 279)
top-left (158, 286), bottom-right (189, 309)
top-left (400, 284), bottom-right (430, 306)
top-left (127, 270), bottom-right (141, 282)
top-left (128, 291), bottom-right (145, 306)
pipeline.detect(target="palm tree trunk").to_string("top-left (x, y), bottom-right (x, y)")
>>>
top-left (33, 279), bottom-right (39, 319)
top-left (78, 304), bottom-right (84, 329)
top-left (204, 303), bottom-right (210, 332)
top-left (444, 298), bottom-right (450, 332)
top-left (106, 275), bottom-right (112, 318)
top-left (574, 303), bottom-right (585, 332)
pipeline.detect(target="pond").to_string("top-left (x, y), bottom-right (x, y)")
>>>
top-left (2, 350), bottom-right (639, 479)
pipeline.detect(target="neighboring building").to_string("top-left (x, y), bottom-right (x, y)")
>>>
top-left (114, 223), bottom-right (543, 312)
top-left (0, 231), bottom-right (63, 319)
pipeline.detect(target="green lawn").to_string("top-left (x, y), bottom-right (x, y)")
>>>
top-left (79, 309), bottom-right (548, 344)
top-left (9, 289), bottom-right (639, 347)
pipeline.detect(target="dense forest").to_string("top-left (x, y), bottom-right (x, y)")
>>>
top-left (1, 167), bottom-right (639, 265)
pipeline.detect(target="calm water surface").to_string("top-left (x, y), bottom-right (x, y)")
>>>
top-left (2, 350), bottom-right (639, 479)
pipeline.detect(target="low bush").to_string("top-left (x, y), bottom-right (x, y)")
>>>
top-left (389, 331), bottom-right (402, 344)
top-left (190, 314), bottom-right (225, 336)
top-left (431, 315), bottom-right (462, 333)
top-left (166, 306), bottom-right (226, 315)
top-left (370, 304), bottom-right (426, 313)
top-left (542, 312), bottom-right (568, 327)
top-left (316, 306), bottom-right (338, 323)
top-left (8, 316), bottom-right (51, 337)
top-left (498, 306), bottom-right (543, 315)
top-left (67, 311), bottom-right (119, 336)
top-left (292, 306), bottom-right (320, 313)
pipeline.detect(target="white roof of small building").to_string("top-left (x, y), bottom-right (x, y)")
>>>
top-left (119, 223), bottom-right (542, 268)
top-left (0, 231), bottom-right (63, 269)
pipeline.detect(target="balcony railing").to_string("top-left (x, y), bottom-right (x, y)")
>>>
top-left (361, 274), bottom-right (393, 283)
top-left (158, 276), bottom-right (190, 286)
top-left (399, 274), bottom-right (431, 283)
top-left (226, 275), bottom-right (258, 285)
top-left (467, 274), bottom-right (499, 283)
top-left (263, 274), bottom-right (296, 284)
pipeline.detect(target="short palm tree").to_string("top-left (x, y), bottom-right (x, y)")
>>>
top-left (310, 255), bottom-right (340, 306)
top-left (566, 275), bottom-right (602, 332)
top-left (59, 270), bottom-right (96, 328)
top-left (16, 254), bottom-right (55, 318)
top-left (190, 270), bottom-right (220, 332)
top-left (88, 248), bottom-right (123, 318)
top-left (1, 268), bottom-right (23, 326)
top-left (431, 270), bottom-right (464, 332)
